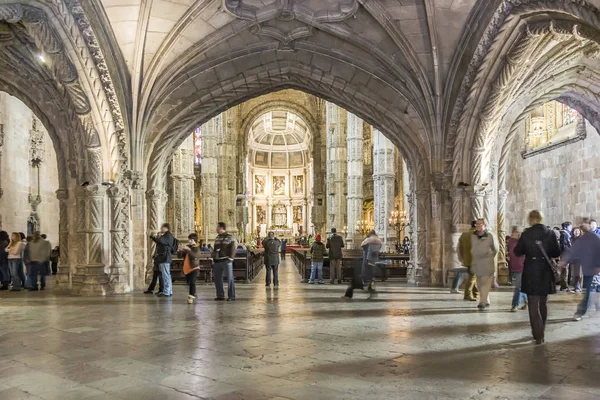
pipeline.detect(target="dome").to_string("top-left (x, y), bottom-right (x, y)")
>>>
top-left (248, 110), bottom-right (311, 169)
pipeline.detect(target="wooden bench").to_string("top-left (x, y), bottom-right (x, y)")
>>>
top-left (169, 250), bottom-right (264, 283)
top-left (169, 252), bottom-right (213, 282)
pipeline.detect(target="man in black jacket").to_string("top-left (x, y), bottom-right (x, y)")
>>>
top-left (213, 222), bottom-right (238, 301)
top-left (326, 228), bottom-right (345, 284)
top-left (263, 232), bottom-right (281, 287)
top-left (558, 221), bottom-right (572, 291)
top-left (149, 223), bottom-right (175, 297)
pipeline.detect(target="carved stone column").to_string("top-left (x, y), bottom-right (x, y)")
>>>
top-left (146, 189), bottom-right (168, 281)
top-left (73, 185), bottom-right (109, 296)
top-left (54, 189), bottom-right (71, 290)
top-left (311, 100), bottom-right (326, 235)
top-left (414, 190), bottom-right (429, 284)
top-left (497, 189), bottom-right (509, 284)
top-left (326, 102), bottom-right (347, 233)
top-left (448, 188), bottom-right (464, 274)
top-left (373, 129), bottom-right (396, 250)
top-left (170, 136), bottom-right (195, 239)
top-left (201, 115), bottom-right (220, 244)
top-left (469, 185), bottom-right (486, 220)
top-left (346, 112), bottom-right (363, 248)
top-left (484, 189), bottom-right (495, 230)
top-left (108, 185), bottom-right (130, 293)
top-left (218, 109), bottom-right (238, 232)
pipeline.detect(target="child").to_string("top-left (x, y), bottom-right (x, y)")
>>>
top-left (178, 233), bottom-right (203, 304)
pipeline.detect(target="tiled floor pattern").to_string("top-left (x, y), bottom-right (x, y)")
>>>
top-left (0, 261), bottom-right (599, 399)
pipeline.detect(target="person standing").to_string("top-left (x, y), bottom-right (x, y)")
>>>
top-left (326, 227), bottom-right (345, 284)
top-left (263, 232), bottom-right (281, 287)
top-left (457, 221), bottom-right (479, 301)
top-left (514, 210), bottom-right (561, 344)
top-left (150, 223), bottom-right (175, 297)
top-left (6, 233), bottom-right (25, 291)
top-left (590, 219), bottom-right (600, 236)
top-left (41, 234), bottom-right (52, 277)
top-left (50, 246), bottom-right (59, 275)
top-left (280, 238), bottom-right (287, 260)
top-left (0, 231), bottom-right (10, 290)
top-left (26, 231), bottom-right (52, 290)
top-left (570, 226), bottom-right (583, 292)
top-left (558, 222), bottom-right (573, 291)
top-left (470, 218), bottom-right (498, 310)
top-left (507, 226), bottom-right (527, 312)
top-left (178, 233), bottom-right (203, 304)
top-left (308, 234), bottom-right (325, 284)
top-left (558, 220), bottom-right (600, 321)
top-left (212, 222), bottom-right (237, 301)
top-left (343, 230), bottom-right (382, 299)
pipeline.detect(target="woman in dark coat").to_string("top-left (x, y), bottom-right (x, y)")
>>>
top-left (514, 210), bottom-right (560, 344)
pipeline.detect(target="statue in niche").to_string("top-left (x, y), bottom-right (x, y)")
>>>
top-left (255, 175), bottom-right (265, 195)
top-left (273, 176), bottom-right (285, 196)
top-left (293, 206), bottom-right (302, 224)
top-left (293, 175), bottom-right (303, 195)
top-left (256, 206), bottom-right (266, 224)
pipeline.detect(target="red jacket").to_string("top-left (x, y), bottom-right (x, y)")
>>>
top-left (507, 237), bottom-right (525, 273)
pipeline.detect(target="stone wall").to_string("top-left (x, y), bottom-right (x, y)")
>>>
top-left (0, 93), bottom-right (60, 244)
top-left (506, 121), bottom-right (600, 229)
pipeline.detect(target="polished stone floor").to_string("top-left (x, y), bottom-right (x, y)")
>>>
top-left (0, 261), bottom-right (599, 400)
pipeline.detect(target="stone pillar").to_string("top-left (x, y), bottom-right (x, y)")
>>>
top-left (170, 136), bottom-right (195, 239)
top-left (146, 189), bottom-right (168, 281)
top-left (484, 190), bottom-right (495, 230)
top-left (201, 115), bottom-right (220, 244)
top-left (497, 189), bottom-right (509, 284)
top-left (346, 112), bottom-right (363, 248)
top-left (311, 100), bottom-right (326, 235)
top-left (414, 190), bottom-right (429, 284)
top-left (448, 188), bottom-right (464, 273)
top-left (108, 184), bottom-right (131, 293)
top-left (326, 102), bottom-right (347, 233)
top-left (373, 129), bottom-right (396, 250)
top-left (217, 109), bottom-right (238, 233)
top-left (73, 185), bottom-right (110, 295)
top-left (55, 189), bottom-right (71, 290)
top-left (469, 185), bottom-right (486, 220)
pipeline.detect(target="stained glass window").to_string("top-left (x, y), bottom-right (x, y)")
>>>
top-left (562, 104), bottom-right (578, 127)
top-left (193, 127), bottom-right (202, 164)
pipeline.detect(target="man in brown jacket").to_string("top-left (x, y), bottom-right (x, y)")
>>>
top-left (457, 221), bottom-right (479, 301)
top-left (326, 228), bottom-right (344, 284)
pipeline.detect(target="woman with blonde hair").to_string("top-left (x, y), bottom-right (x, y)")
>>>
top-left (514, 210), bottom-right (560, 344)
top-left (6, 232), bottom-right (26, 291)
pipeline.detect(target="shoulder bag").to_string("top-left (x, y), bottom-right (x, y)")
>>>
top-left (535, 240), bottom-right (560, 282)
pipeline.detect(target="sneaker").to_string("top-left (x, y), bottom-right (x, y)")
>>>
top-left (519, 304), bottom-right (528, 310)
top-left (573, 314), bottom-right (582, 321)
top-left (214, 297), bottom-right (225, 301)
top-left (274, 284), bottom-right (279, 288)
top-left (574, 289), bottom-right (582, 294)
top-left (450, 289), bottom-right (461, 294)
top-left (187, 295), bottom-right (195, 304)
top-left (227, 298), bottom-right (235, 301)
top-left (143, 290), bottom-right (154, 294)
top-left (265, 284), bottom-right (270, 287)
top-left (155, 292), bottom-right (164, 296)
top-left (510, 306), bottom-right (518, 312)
top-left (535, 338), bottom-right (545, 345)
top-left (308, 281), bottom-right (315, 284)
top-left (318, 281), bottom-right (324, 284)
top-left (477, 303), bottom-right (484, 309)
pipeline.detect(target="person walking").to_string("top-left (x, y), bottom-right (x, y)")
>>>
top-left (280, 238), bottom-right (287, 260)
top-left (0, 231), bottom-right (10, 290)
top-left (457, 221), bottom-right (479, 301)
top-left (50, 246), bottom-right (59, 275)
top-left (150, 223), bottom-right (175, 297)
top-left (507, 226), bottom-right (527, 312)
top-left (470, 218), bottom-right (498, 310)
top-left (558, 220), bottom-right (600, 321)
top-left (26, 231), bottom-right (52, 290)
top-left (263, 232), bottom-right (281, 287)
top-left (514, 210), bottom-right (561, 344)
top-left (308, 234), bottom-right (325, 284)
top-left (342, 230), bottom-right (382, 299)
top-left (326, 227), bottom-right (345, 284)
top-left (6, 233), bottom-right (25, 291)
top-left (558, 222), bottom-right (573, 291)
top-left (212, 222), bottom-right (237, 301)
top-left (570, 226), bottom-right (583, 292)
top-left (178, 233), bottom-right (203, 304)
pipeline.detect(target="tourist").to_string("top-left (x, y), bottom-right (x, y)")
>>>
top-left (199, 240), bottom-right (211, 252)
top-left (507, 226), bottom-right (527, 312)
top-left (41, 234), bottom-right (52, 277)
top-left (212, 222), bottom-right (237, 301)
top-left (402, 236), bottom-right (410, 255)
top-left (326, 227), bottom-right (344, 284)
top-left (470, 218), bottom-right (498, 310)
top-left (23, 236), bottom-right (33, 289)
top-left (558, 221), bottom-right (573, 291)
top-left (263, 231), bottom-right (281, 287)
top-left (26, 231), bottom-right (52, 291)
top-left (281, 238), bottom-right (287, 260)
top-left (6, 233), bottom-right (25, 291)
top-left (144, 256), bottom-right (164, 295)
top-left (343, 230), bottom-right (382, 299)
top-left (308, 234), bottom-right (325, 284)
top-left (571, 226), bottom-right (583, 292)
top-left (514, 210), bottom-right (560, 345)
top-left (590, 219), bottom-right (600, 236)
top-left (0, 231), bottom-right (10, 290)
top-left (558, 220), bottom-right (600, 321)
top-left (50, 245), bottom-right (59, 275)
top-left (18, 232), bottom-right (27, 288)
top-left (457, 221), bottom-right (479, 301)
top-left (149, 223), bottom-right (176, 297)
top-left (178, 233), bottom-right (203, 304)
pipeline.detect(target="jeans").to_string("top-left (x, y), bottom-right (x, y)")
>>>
top-left (572, 264), bottom-right (582, 291)
top-left (527, 295), bottom-right (548, 341)
top-left (511, 272), bottom-right (528, 308)
top-left (329, 259), bottom-right (341, 282)
top-left (362, 260), bottom-right (375, 286)
top-left (451, 267), bottom-right (468, 290)
top-left (476, 274), bottom-right (494, 305)
top-left (576, 275), bottom-right (595, 316)
top-left (309, 261), bottom-right (323, 282)
top-left (266, 265), bottom-right (279, 285)
top-left (159, 263), bottom-right (172, 295)
top-left (27, 261), bottom-right (46, 289)
top-left (186, 269), bottom-right (199, 296)
top-left (214, 260), bottom-right (235, 300)
top-left (0, 262), bottom-right (10, 287)
top-left (147, 269), bottom-right (164, 293)
top-left (8, 259), bottom-right (23, 289)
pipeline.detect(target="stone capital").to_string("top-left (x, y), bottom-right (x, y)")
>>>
top-left (107, 184), bottom-right (129, 199)
top-left (145, 189), bottom-right (168, 202)
top-left (55, 189), bottom-right (69, 200)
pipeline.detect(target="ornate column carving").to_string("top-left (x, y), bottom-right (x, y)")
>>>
top-left (483, 189), bottom-right (495, 229)
top-left (170, 136), bottom-right (195, 239)
top-left (326, 102), bottom-right (347, 233)
top-left (54, 189), bottom-right (70, 290)
top-left (218, 108), bottom-right (238, 232)
top-left (145, 188), bottom-right (168, 281)
top-left (73, 185), bottom-right (110, 295)
top-left (108, 184), bottom-right (130, 293)
top-left (413, 190), bottom-right (429, 284)
top-left (201, 115), bottom-right (220, 244)
top-left (497, 189), bottom-right (509, 284)
top-left (373, 129), bottom-right (396, 249)
top-left (311, 100), bottom-right (326, 234)
top-left (469, 185), bottom-right (486, 220)
top-left (346, 112), bottom-right (363, 248)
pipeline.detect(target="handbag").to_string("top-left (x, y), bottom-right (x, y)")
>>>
top-left (535, 240), bottom-right (560, 282)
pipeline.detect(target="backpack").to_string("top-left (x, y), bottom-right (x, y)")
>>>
top-left (171, 237), bottom-right (179, 255)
